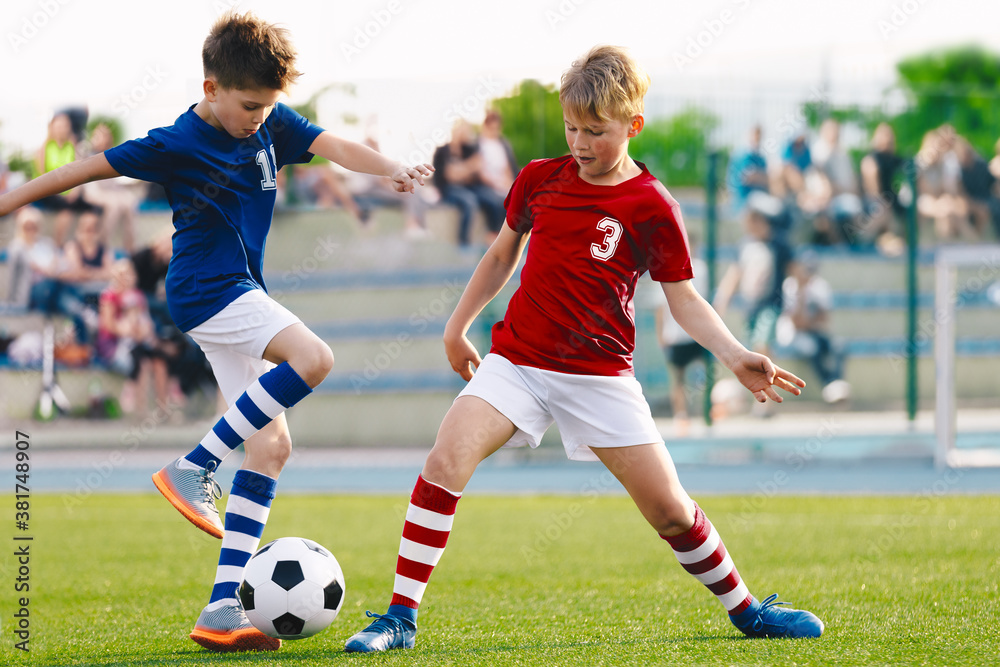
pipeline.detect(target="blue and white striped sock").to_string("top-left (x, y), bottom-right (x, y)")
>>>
top-left (185, 362), bottom-right (311, 470)
top-left (207, 469), bottom-right (277, 607)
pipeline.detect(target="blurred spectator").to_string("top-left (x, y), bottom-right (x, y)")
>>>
top-left (97, 259), bottom-right (170, 415)
top-left (60, 208), bottom-right (114, 307)
top-left (859, 122), bottom-right (906, 254)
top-left (279, 156), bottom-right (364, 221)
top-left (345, 137), bottom-right (430, 236)
top-left (57, 106), bottom-right (89, 144)
top-left (800, 119), bottom-right (863, 246)
top-left (774, 251), bottom-right (850, 404)
top-left (916, 126), bottom-right (970, 240)
top-left (433, 119), bottom-right (506, 247)
top-left (131, 233), bottom-right (213, 400)
top-left (776, 132), bottom-right (811, 201)
top-left (131, 232), bottom-right (172, 328)
top-left (726, 124), bottom-right (769, 216)
top-left (0, 159), bottom-right (9, 198)
top-left (988, 137), bottom-right (1000, 185)
top-left (653, 254), bottom-right (707, 435)
top-left (5, 207), bottom-right (97, 344)
top-left (714, 195), bottom-right (791, 418)
top-left (477, 110), bottom-right (519, 198)
top-left (954, 136), bottom-right (999, 239)
top-left (81, 122), bottom-right (142, 253)
top-left (33, 112), bottom-right (97, 246)
top-left (714, 194), bottom-right (791, 359)
top-left (6, 207), bottom-right (55, 307)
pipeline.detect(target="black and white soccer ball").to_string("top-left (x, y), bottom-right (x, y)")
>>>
top-left (238, 537), bottom-right (345, 639)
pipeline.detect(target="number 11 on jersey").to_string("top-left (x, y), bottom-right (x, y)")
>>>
top-left (256, 145), bottom-right (278, 191)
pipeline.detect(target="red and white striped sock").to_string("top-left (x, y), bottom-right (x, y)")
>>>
top-left (662, 502), bottom-right (753, 615)
top-left (389, 475), bottom-right (462, 611)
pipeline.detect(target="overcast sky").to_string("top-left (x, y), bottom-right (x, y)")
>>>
top-left (2, 0), bottom-right (996, 160)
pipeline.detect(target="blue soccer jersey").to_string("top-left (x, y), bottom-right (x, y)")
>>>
top-left (105, 103), bottom-right (323, 332)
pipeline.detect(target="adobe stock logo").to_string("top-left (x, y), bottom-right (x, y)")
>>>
top-left (7, 0), bottom-right (73, 53)
top-left (340, 0), bottom-right (404, 63)
top-left (111, 66), bottom-right (169, 118)
top-left (672, 0), bottom-right (755, 72)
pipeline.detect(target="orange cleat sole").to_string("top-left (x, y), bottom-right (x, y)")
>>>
top-left (152, 470), bottom-right (224, 539)
top-left (190, 626), bottom-right (280, 652)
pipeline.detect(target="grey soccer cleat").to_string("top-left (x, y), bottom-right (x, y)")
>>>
top-left (190, 602), bottom-right (280, 652)
top-left (152, 458), bottom-right (224, 538)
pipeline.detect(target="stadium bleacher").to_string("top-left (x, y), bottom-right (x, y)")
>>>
top-left (2, 203), bottom-right (997, 446)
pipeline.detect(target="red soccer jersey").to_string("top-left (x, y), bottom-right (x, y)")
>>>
top-left (490, 155), bottom-right (693, 376)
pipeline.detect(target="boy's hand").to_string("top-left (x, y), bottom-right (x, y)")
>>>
top-left (729, 350), bottom-right (805, 403)
top-left (444, 333), bottom-right (481, 381)
top-left (390, 163), bottom-right (434, 193)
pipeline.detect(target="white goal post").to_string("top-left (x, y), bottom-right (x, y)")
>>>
top-left (934, 244), bottom-right (1000, 468)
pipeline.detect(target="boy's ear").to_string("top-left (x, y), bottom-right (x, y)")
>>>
top-left (203, 78), bottom-right (218, 101)
top-left (628, 115), bottom-right (645, 138)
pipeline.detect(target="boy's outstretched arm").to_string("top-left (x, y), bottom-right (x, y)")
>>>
top-left (661, 279), bottom-right (805, 403)
top-left (308, 132), bottom-right (433, 193)
top-left (0, 154), bottom-right (119, 217)
top-left (444, 224), bottom-right (528, 380)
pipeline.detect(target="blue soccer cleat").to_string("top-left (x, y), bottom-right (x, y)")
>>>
top-left (344, 611), bottom-right (416, 653)
top-left (730, 594), bottom-right (824, 639)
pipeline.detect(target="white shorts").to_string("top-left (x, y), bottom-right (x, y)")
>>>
top-left (187, 290), bottom-right (301, 405)
top-left (458, 353), bottom-right (664, 462)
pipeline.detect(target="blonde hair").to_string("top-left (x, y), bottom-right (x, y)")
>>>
top-left (203, 11), bottom-right (301, 91)
top-left (559, 45), bottom-right (650, 123)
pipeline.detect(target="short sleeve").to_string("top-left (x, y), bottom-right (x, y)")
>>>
top-left (503, 159), bottom-right (542, 234)
top-left (268, 103), bottom-right (324, 169)
top-left (643, 187), bottom-right (693, 283)
top-left (104, 130), bottom-right (175, 184)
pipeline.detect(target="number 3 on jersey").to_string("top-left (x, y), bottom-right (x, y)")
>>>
top-left (590, 216), bottom-right (623, 261)
top-left (256, 146), bottom-right (278, 191)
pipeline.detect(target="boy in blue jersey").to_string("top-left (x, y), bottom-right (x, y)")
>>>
top-left (0, 11), bottom-right (432, 653)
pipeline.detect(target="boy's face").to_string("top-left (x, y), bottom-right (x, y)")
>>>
top-left (203, 79), bottom-right (283, 139)
top-left (563, 110), bottom-right (642, 185)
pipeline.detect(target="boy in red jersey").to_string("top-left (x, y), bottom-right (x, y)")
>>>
top-left (345, 46), bottom-right (823, 653)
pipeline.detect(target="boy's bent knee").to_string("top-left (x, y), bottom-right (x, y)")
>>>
top-left (312, 341), bottom-right (335, 377)
top-left (292, 340), bottom-right (334, 387)
top-left (422, 444), bottom-right (481, 492)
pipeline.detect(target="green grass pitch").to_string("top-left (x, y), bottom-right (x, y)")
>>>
top-left (2, 493), bottom-right (997, 665)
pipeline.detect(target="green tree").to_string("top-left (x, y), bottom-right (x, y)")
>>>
top-left (85, 116), bottom-right (126, 146)
top-left (490, 80), bottom-right (567, 165)
top-left (491, 78), bottom-right (720, 187)
top-left (631, 107), bottom-right (719, 187)
top-left (804, 45), bottom-right (1000, 159)
top-left (891, 45), bottom-right (1000, 157)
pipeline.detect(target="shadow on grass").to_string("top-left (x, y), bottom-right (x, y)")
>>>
top-left (84, 633), bottom-right (745, 666)
top-left (416, 633), bottom-right (747, 657)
